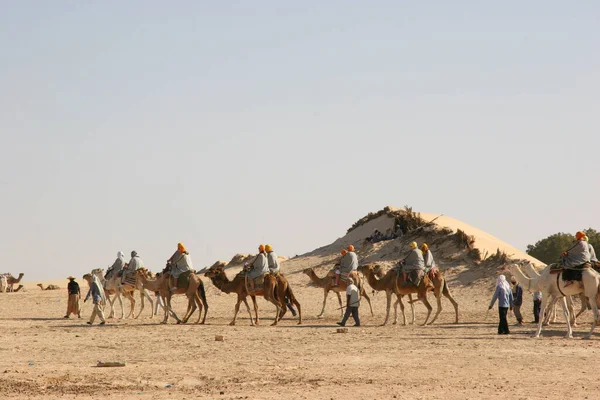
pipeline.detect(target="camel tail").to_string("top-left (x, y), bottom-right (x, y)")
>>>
top-left (198, 281), bottom-right (208, 306)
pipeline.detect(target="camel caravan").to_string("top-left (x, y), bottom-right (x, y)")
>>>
top-left (16, 206), bottom-right (600, 339)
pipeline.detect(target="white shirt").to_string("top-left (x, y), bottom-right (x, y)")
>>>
top-left (346, 284), bottom-right (359, 307)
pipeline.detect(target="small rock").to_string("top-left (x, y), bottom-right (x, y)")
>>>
top-left (220, 391), bottom-right (225, 395)
top-left (215, 335), bottom-right (224, 341)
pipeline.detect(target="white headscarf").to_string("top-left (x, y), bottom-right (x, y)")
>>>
top-left (117, 251), bottom-right (124, 260)
top-left (91, 274), bottom-right (107, 304)
top-left (496, 275), bottom-right (511, 292)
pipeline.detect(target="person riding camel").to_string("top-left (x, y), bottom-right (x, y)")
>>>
top-left (561, 232), bottom-right (592, 288)
top-left (400, 241), bottom-right (425, 287)
top-left (246, 244), bottom-right (269, 292)
top-left (335, 245), bottom-right (358, 286)
top-left (265, 244), bottom-right (280, 275)
top-left (584, 236), bottom-right (598, 264)
top-left (121, 251), bottom-right (144, 284)
top-left (562, 231), bottom-right (591, 267)
top-left (167, 242), bottom-right (193, 292)
top-left (421, 243), bottom-right (437, 277)
top-left (106, 251), bottom-right (125, 280)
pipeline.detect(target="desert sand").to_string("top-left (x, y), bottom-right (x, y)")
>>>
top-left (1, 209), bottom-right (599, 399)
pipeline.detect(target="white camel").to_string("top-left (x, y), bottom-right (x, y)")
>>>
top-left (91, 268), bottom-right (129, 319)
top-left (509, 263), bottom-right (600, 339)
top-left (93, 269), bottom-right (154, 319)
top-left (521, 262), bottom-right (586, 326)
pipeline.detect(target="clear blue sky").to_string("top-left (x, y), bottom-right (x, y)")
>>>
top-left (1, 1), bottom-right (598, 281)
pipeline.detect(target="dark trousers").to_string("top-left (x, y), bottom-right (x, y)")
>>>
top-left (498, 307), bottom-right (509, 334)
top-left (533, 300), bottom-right (542, 323)
top-left (340, 306), bottom-right (360, 326)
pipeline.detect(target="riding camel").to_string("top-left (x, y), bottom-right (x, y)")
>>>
top-left (356, 265), bottom-right (415, 325)
top-left (136, 268), bottom-right (208, 324)
top-left (520, 262), bottom-right (584, 326)
top-left (204, 262), bottom-right (284, 326)
top-left (361, 264), bottom-right (439, 325)
top-left (302, 267), bottom-right (373, 319)
top-left (509, 263), bottom-right (600, 339)
top-left (6, 273), bottom-right (24, 292)
top-left (37, 284), bottom-right (60, 290)
top-left (113, 269), bottom-right (155, 319)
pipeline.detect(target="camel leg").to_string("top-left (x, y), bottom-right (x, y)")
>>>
top-left (361, 289), bottom-right (374, 317)
top-left (566, 296), bottom-right (577, 327)
top-left (336, 292), bottom-right (344, 318)
top-left (533, 294), bottom-right (549, 338)
top-left (242, 297), bottom-right (254, 326)
top-left (408, 294), bottom-right (415, 324)
top-left (230, 297), bottom-right (242, 326)
top-left (194, 293), bottom-right (203, 324)
top-left (442, 281), bottom-right (459, 324)
top-left (395, 294), bottom-right (407, 326)
top-left (317, 289), bottom-right (329, 318)
top-left (381, 290), bottom-right (392, 326)
top-left (166, 294), bottom-right (182, 324)
top-left (138, 289), bottom-right (154, 319)
top-left (419, 292), bottom-right (433, 326)
top-left (584, 298), bottom-right (599, 340)
top-left (558, 297), bottom-right (573, 339)
top-left (250, 295), bottom-right (259, 325)
top-left (428, 283), bottom-right (443, 325)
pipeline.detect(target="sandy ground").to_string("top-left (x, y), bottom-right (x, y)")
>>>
top-left (2, 270), bottom-right (600, 400)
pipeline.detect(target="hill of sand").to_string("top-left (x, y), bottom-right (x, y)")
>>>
top-left (2, 206), bottom-right (598, 400)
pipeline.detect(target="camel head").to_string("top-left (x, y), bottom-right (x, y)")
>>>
top-left (91, 268), bottom-right (103, 277)
top-left (136, 268), bottom-right (153, 280)
top-left (18, 273), bottom-right (24, 279)
top-left (36, 283), bottom-right (43, 289)
top-left (204, 262), bottom-right (226, 278)
top-left (302, 268), bottom-right (314, 276)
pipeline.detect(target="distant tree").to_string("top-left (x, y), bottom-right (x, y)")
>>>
top-left (526, 228), bottom-right (599, 264)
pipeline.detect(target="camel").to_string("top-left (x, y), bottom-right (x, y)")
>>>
top-left (361, 264), bottom-right (437, 325)
top-left (136, 268), bottom-right (208, 324)
top-left (37, 284), bottom-right (60, 290)
top-left (520, 262), bottom-right (583, 325)
top-left (302, 268), bottom-right (374, 319)
top-left (101, 269), bottom-right (155, 319)
top-left (91, 268), bottom-right (132, 319)
top-left (6, 273), bottom-right (24, 292)
top-left (0, 275), bottom-right (7, 293)
top-left (204, 262), bottom-right (284, 326)
top-left (510, 263), bottom-right (600, 339)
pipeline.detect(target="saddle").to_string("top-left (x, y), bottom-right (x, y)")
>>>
top-left (170, 270), bottom-right (194, 289)
top-left (552, 263), bottom-right (591, 281)
top-left (241, 272), bottom-right (265, 295)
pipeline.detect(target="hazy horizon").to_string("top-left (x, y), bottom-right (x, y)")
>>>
top-left (1, 2), bottom-right (598, 281)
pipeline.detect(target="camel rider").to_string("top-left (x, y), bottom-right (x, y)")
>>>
top-left (584, 236), bottom-right (598, 263)
top-left (336, 245), bottom-right (358, 286)
top-left (266, 243), bottom-right (297, 316)
top-left (167, 242), bottom-right (193, 292)
top-left (561, 232), bottom-right (591, 268)
top-left (246, 244), bottom-right (268, 292)
top-left (421, 243), bottom-right (436, 274)
top-left (265, 244), bottom-right (280, 275)
top-left (106, 251), bottom-right (125, 280)
top-left (122, 251), bottom-right (145, 284)
top-left (400, 242), bottom-right (425, 287)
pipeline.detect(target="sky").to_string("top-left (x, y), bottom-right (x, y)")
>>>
top-left (1, 1), bottom-right (598, 281)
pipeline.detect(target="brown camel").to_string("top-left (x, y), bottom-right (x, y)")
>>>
top-left (360, 264), bottom-right (435, 325)
top-left (136, 268), bottom-right (208, 324)
top-left (204, 262), bottom-right (284, 326)
top-left (37, 284), bottom-right (60, 290)
top-left (273, 273), bottom-right (302, 324)
top-left (302, 268), bottom-right (374, 318)
top-left (6, 273), bottom-right (24, 292)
